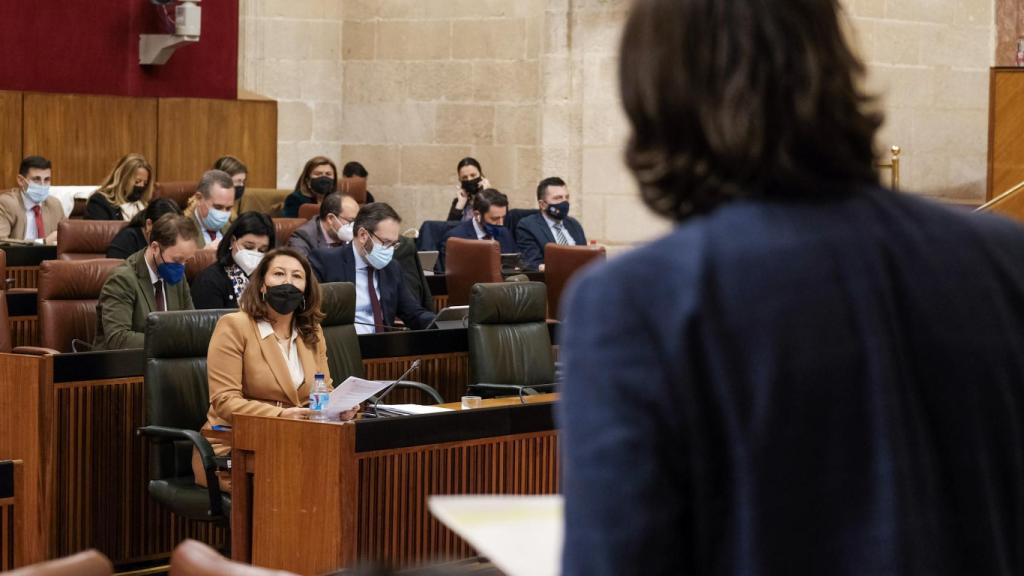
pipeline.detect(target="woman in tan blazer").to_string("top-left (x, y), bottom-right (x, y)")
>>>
top-left (194, 246), bottom-right (358, 489)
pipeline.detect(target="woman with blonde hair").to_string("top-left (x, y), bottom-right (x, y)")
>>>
top-left (85, 153), bottom-right (154, 221)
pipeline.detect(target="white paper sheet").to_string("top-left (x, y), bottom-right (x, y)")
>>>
top-left (428, 495), bottom-right (564, 576)
top-left (377, 404), bottom-right (454, 415)
top-left (324, 377), bottom-right (390, 417)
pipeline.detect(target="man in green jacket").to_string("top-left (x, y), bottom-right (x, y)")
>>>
top-left (94, 213), bottom-right (199, 350)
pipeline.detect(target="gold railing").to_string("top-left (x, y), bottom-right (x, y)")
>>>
top-left (975, 178), bottom-right (1024, 223)
top-left (877, 145), bottom-right (901, 191)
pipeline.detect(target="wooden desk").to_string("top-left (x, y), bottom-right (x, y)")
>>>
top-left (0, 460), bottom-right (26, 570)
top-left (231, 395), bottom-right (560, 573)
top-left (0, 244), bottom-right (56, 289)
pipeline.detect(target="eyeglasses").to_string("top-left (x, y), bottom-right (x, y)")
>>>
top-left (369, 230), bottom-right (401, 250)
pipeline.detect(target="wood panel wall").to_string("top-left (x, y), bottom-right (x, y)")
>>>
top-left (158, 99), bottom-right (277, 188)
top-left (0, 461), bottom-right (25, 570)
top-left (988, 68), bottom-right (1024, 199)
top-left (0, 92), bottom-right (277, 189)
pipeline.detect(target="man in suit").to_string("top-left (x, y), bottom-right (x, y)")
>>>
top-left (515, 176), bottom-right (587, 271)
top-left (187, 170), bottom-right (235, 250)
top-left (0, 156), bottom-right (65, 244)
top-left (438, 188), bottom-right (517, 271)
top-left (288, 192), bottom-right (359, 258)
top-left (560, 0), bottom-right (1024, 574)
top-left (309, 202), bottom-right (435, 333)
top-left (94, 213), bottom-right (198, 350)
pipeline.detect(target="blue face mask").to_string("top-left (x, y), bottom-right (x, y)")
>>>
top-left (24, 181), bottom-right (50, 205)
top-left (365, 240), bottom-right (395, 270)
top-left (482, 222), bottom-right (505, 238)
top-left (156, 250), bottom-right (186, 285)
top-left (201, 207), bottom-right (231, 231)
top-left (545, 201), bottom-right (570, 220)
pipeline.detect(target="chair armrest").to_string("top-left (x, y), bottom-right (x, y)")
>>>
top-left (11, 346), bottom-right (59, 356)
top-left (136, 425), bottom-right (226, 518)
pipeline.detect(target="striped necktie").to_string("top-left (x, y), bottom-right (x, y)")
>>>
top-left (553, 222), bottom-right (570, 245)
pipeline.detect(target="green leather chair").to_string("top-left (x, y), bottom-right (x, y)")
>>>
top-left (467, 282), bottom-right (556, 398)
top-left (137, 309), bottom-right (232, 527)
top-left (319, 282), bottom-right (443, 404)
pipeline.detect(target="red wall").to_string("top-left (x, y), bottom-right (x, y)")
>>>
top-left (0, 0), bottom-right (238, 99)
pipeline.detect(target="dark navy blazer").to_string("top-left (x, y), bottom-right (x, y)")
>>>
top-left (514, 213), bottom-right (587, 270)
top-left (308, 245), bottom-right (435, 330)
top-left (559, 187), bottom-right (1024, 576)
top-left (437, 220), bottom-right (518, 272)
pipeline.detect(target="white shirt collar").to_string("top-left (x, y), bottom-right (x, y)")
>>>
top-left (353, 242), bottom-right (369, 271)
top-left (21, 191), bottom-right (39, 210)
top-left (143, 251), bottom-right (160, 284)
top-left (256, 319), bottom-right (297, 342)
top-left (472, 218), bottom-right (486, 239)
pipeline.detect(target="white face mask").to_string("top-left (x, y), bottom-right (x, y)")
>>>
top-left (336, 221), bottom-right (354, 243)
top-left (233, 248), bottom-right (264, 276)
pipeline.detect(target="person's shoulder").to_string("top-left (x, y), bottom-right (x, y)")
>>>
top-left (194, 262), bottom-right (227, 283)
top-left (872, 187), bottom-right (1024, 244)
top-left (446, 220), bottom-right (474, 238)
top-left (0, 189), bottom-right (19, 208)
top-left (215, 310), bottom-right (253, 333)
top-left (517, 212), bottom-right (545, 230)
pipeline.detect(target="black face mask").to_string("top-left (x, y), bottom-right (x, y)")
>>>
top-left (263, 284), bottom-right (305, 315)
top-left (460, 177), bottom-right (482, 194)
top-left (128, 185), bottom-right (145, 202)
top-left (310, 176), bottom-right (335, 197)
top-left (234, 185), bottom-right (246, 200)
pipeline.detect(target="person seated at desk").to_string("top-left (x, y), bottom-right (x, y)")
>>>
top-left (516, 176), bottom-right (588, 271)
top-left (185, 170), bottom-right (236, 250)
top-left (340, 160), bottom-right (376, 203)
top-left (195, 247), bottom-right (359, 490)
top-left (191, 212), bottom-right (275, 310)
top-left (0, 155), bottom-right (63, 245)
top-left (309, 203), bottom-right (436, 333)
top-left (85, 153), bottom-right (154, 221)
top-left (282, 156), bottom-right (338, 218)
top-left (438, 188), bottom-right (517, 271)
top-left (106, 198), bottom-right (182, 259)
top-left (94, 214), bottom-right (198, 350)
top-left (212, 155), bottom-right (248, 205)
top-left (287, 192), bottom-right (359, 258)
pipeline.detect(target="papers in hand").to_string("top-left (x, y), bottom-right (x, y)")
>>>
top-left (324, 376), bottom-right (390, 418)
top-left (428, 495), bottom-right (564, 576)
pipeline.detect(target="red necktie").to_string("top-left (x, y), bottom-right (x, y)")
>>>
top-left (32, 205), bottom-right (45, 238)
top-left (366, 269), bottom-right (384, 333)
top-left (208, 230), bottom-right (218, 242)
top-left (153, 280), bottom-right (165, 312)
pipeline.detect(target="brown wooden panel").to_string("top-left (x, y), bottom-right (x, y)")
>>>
top-left (10, 316), bottom-right (38, 349)
top-left (22, 93), bottom-right (158, 185)
top-left (0, 461), bottom-right (25, 570)
top-left (363, 353), bottom-right (469, 405)
top-left (8, 266), bottom-right (37, 289)
top-left (157, 98), bottom-right (277, 188)
top-left (0, 91), bottom-right (23, 189)
top-left (988, 68), bottom-right (1024, 199)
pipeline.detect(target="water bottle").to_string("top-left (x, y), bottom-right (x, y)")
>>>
top-left (309, 372), bottom-right (329, 421)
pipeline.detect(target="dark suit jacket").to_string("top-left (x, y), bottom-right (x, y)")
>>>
top-left (559, 187), bottom-right (1024, 576)
top-left (287, 217), bottom-right (333, 259)
top-left (107, 226), bottom-right (147, 259)
top-left (438, 220), bottom-right (518, 272)
top-left (190, 262), bottom-right (240, 310)
top-left (282, 190), bottom-right (314, 218)
top-left (395, 236), bottom-right (433, 311)
top-left (84, 193), bottom-right (123, 221)
top-left (308, 245), bottom-right (435, 330)
top-left (515, 213), bottom-right (586, 270)
top-left (94, 249), bottom-right (194, 350)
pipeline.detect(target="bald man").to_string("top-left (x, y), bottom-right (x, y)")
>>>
top-left (288, 192), bottom-right (360, 258)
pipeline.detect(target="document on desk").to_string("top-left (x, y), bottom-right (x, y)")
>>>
top-left (324, 377), bottom-right (390, 417)
top-left (428, 495), bottom-right (563, 576)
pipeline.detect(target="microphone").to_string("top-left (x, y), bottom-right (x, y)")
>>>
top-left (353, 321), bottom-right (410, 332)
top-left (367, 360), bottom-right (423, 418)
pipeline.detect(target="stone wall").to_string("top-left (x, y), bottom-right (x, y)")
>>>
top-left (239, 0), bottom-right (999, 247)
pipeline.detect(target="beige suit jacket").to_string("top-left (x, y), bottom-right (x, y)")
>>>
top-left (203, 311), bottom-right (332, 455)
top-left (0, 188), bottom-right (65, 242)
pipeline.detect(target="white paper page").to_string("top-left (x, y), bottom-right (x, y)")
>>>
top-left (428, 495), bottom-right (564, 576)
top-left (324, 377), bottom-right (390, 417)
top-left (377, 404), bottom-right (454, 415)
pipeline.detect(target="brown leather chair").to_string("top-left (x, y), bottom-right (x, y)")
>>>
top-left (340, 177), bottom-right (368, 204)
top-left (544, 244), bottom-right (606, 320)
top-left (38, 259), bottom-right (123, 352)
top-left (297, 202), bottom-right (320, 221)
top-left (272, 218), bottom-right (307, 247)
top-left (445, 237), bottom-right (502, 307)
top-left (6, 550), bottom-right (113, 576)
top-left (56, 220), bottom-right (129, 261)
top-left (170, 540), bottom-right (298, 576)
top-left (186, 249), bottom-right (219, 283)
top-left (154, 181), bottom-right (197, 210)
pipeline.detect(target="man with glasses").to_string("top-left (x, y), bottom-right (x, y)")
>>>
top-left (288, 192), bottom-right (359, 258)
top-left (0, 155), bottom-right (65, 244)
top-left (94, 213), bottom-right (198, 350)
top-left (309, 202), bottom-right (436, 333)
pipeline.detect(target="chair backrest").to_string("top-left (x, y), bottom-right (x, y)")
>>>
top-left (56, 220), bottom-right (129, 261)
top-left (144, 309), bottom-right (232, 480)
top-left (505, 208), bottom-right (539, 241)
top-left (186, 250), bottom-right (219, 284)
top-left (272, 218), bottom-right (307, 247)
top-left (319, 282), bottom-right (364, 382)
top-left (544, 244), bottom-right (606, 319)
top-left (340, 177), bottom-right (368, 204)
top-left (297, 203), bottom-right (319, 221)
top-left (170, 539), bottom-right (299, 576)
top-left (38, 259), bottom-right (123, 352)
top-left (6, 550), bottom-right (113, 576)
top-left (445, 237), bottom-right (502, 306)
top-left (468, 282), bottom-right (554, 386)
top-left (154, 181), bottom-right (197, 210)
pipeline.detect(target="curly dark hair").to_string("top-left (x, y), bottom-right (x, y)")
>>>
top-left (619, 0), bottom-right (883, 221)
top-left (238, 247), bottom-right (324, 347)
